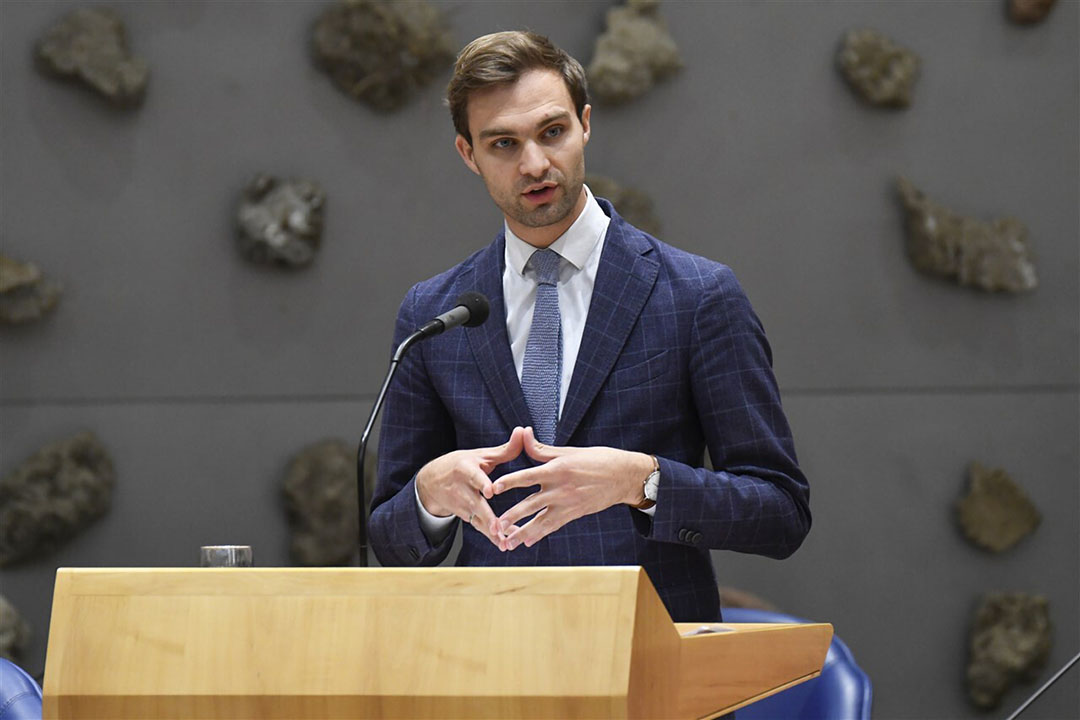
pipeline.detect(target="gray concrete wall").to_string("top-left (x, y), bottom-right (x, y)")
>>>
top-left (2, 1), bottom-right (1076, 717)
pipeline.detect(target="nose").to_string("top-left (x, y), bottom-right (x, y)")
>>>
top-left (519, 140), bottom-right (551, 178)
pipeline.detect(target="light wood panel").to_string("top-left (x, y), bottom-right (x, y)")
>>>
top-left (673, 623), bottom-right (833, 717)
top-left (44, 567), bottom-right (830, 719)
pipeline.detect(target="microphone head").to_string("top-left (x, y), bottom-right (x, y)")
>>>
top-left (456, 291), bottom-right (490, 327)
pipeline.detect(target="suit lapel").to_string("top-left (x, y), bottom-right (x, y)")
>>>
top-left (465, 234), bottom-right (534, 432)
top-left (556, 207), bottom-right (659, 445)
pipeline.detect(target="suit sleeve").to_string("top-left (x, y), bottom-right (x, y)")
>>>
top-left (636, 266), bottom-right (812, 558)
top-left (368, 284), bottom-right (459, 566)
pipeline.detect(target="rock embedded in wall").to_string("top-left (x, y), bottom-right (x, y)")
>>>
top-left (957, 462), bottom-right (1041, 553)
top-left (236, 174), bottom-right (326, 269)
top-left (35, 6), bottom-right (149, 108)
top-left (0, 432), bottom-right (116, 567)
top-left (585, 174), bottom-right (661, 237)
top-left (0, 255), bottom-right (61, 325)
top-left (0, 594), bottom-right (31, 663)
top-left (837, 28), bottom-right (920, 108)
top-left (966, 592), bottom-right (1051, 710)
top-left (896, 177), bottom-right (1037, 293)
top-left (1008, 0), bottom-right (1058, 24)
top-left (283, 439), bottom-right (375, 566)
top-left (311, 0), bottom-right (455, 112)
top-left (587, 0), bottom-right (682, 105)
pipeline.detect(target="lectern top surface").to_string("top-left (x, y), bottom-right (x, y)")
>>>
top-left (53, 566), bottom-right (646, 597)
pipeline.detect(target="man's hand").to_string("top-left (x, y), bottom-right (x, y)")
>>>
top-left (416, 426), bottom-right (525, 551)
top-left (486, 427), bottom-right (653, 550)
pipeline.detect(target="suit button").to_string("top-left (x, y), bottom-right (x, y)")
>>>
top-left (677, 528), bottom-right (687, 542)
top-left (408, 546), bottom-right (420, 561)
top-left (690, 532), bottom-right (703, 545)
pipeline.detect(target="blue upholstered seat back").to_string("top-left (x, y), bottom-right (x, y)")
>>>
top-left (723, 607), bottom-right (872, 720)
top-left (0, 658), bottom-right (43, 720)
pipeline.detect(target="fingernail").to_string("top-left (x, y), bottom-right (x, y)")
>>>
top-left (508, 539), bottom-right (518, 550)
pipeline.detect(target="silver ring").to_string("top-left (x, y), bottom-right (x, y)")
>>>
top-left (466, 512), bottom-right (475, 524)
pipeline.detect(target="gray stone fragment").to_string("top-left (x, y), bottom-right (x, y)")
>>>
top-left (283, 439), bottom-right (375, 566)
top-left (957, 462), bottom-right (1041, 553)
top-left (967, 592), bottom-right (1051, 710)
top-left (0, 255), bottom-right (62, 325)
top-left (586, 174), bottom-right (661, 237)
top-left (588, 0), bottom-right (682, 105)
top-left (35, 6), bottom-right (149, 108)
top-left (0, 432), bottom-right (116, 567)
top-left (897, 177), bottom-right (1038, 293)
top-left (1009, 0), bottom-right (1058, 24)
top-left (837, 28), bottom-right (920, 108)
top-left (311, 0), bottom-right (455, 112)
top-left (236, 174), bottom-right (326, 269)
top-left (0, 594), bottom-right (32, 663)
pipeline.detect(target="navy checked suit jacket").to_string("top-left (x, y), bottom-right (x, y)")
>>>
top-left (369, 199), bottom-right (811, 622)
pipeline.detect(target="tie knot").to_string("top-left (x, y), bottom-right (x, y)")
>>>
top-left (530, 249), bottom-right (562, 285)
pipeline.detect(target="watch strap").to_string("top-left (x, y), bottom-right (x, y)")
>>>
top-left (631, 455), bottom-right (660, 510)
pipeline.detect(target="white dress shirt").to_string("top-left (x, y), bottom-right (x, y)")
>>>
top-left (415, 186), bottom-right (652, 534)
top-left (502, 183), bottom-right (609, 415)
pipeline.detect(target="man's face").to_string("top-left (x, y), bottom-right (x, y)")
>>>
top-left (455, 69), bottom-right (591, 245)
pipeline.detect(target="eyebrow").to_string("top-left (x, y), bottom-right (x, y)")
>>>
top-left (477, 110), bottom-right (572, 141)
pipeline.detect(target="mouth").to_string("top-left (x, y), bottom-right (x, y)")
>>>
top-left (522, 183), bottom-right (557, 205)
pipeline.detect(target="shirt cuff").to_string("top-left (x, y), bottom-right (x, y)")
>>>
top-left (414, 477), bottom-right (456, 543)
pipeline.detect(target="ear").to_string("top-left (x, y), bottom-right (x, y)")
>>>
top-left (454, 134), bottom-right (481, 176)
top-left (580, 104), bottom-right (592, 146)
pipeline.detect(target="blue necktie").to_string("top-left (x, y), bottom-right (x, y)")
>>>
top-left (521, 249), bottom-right (562, 445)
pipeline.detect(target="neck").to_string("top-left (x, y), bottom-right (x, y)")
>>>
top-left (508, 187), bottom-right (588, 249)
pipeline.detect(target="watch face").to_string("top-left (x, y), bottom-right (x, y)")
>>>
top-left (644, 470), bottom-right (660, 501)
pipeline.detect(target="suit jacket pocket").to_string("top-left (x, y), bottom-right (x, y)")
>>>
top-left (608, 349), bottom-right (673, 391)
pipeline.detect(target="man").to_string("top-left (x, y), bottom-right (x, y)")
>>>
top-left (369, 31), bottom-right (810, 623)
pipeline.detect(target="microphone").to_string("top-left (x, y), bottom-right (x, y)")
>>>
top-left (410, 291), bottom-right (491, 345)
top-left (355, 292), bottom-right (490, 566)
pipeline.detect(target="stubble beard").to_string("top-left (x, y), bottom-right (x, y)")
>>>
top-left (491, 163), bottom-right (586, 231)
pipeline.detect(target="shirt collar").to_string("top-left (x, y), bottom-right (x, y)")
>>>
top-left (504, 184), bottom-right (608, 276)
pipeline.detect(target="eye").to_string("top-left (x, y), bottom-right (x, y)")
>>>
top-left (492, 138), bottom-right (515, 150)
top-left (543, 126), bottom-right (564, 139)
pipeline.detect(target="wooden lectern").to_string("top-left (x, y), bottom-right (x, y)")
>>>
top-left (44, 567), bottom-right (831, 719)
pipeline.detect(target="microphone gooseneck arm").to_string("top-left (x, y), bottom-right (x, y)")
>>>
top-left (355, 329), bottom-right (425, 567)
top-left (356, 292), bottom-right (490, 566)
top-left (1004, 649), bottom-right (1080, 720)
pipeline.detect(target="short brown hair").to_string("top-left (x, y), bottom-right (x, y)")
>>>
top-left (447, 31), bottom-right (588, 144)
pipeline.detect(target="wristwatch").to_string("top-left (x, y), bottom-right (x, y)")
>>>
top-left (632, 455), bottom-right (660, 510)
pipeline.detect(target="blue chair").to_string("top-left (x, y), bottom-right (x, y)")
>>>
top-left (723, 607), bottom-right (872, 720)
top-left (0, 658), bottom-right (42, 720)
